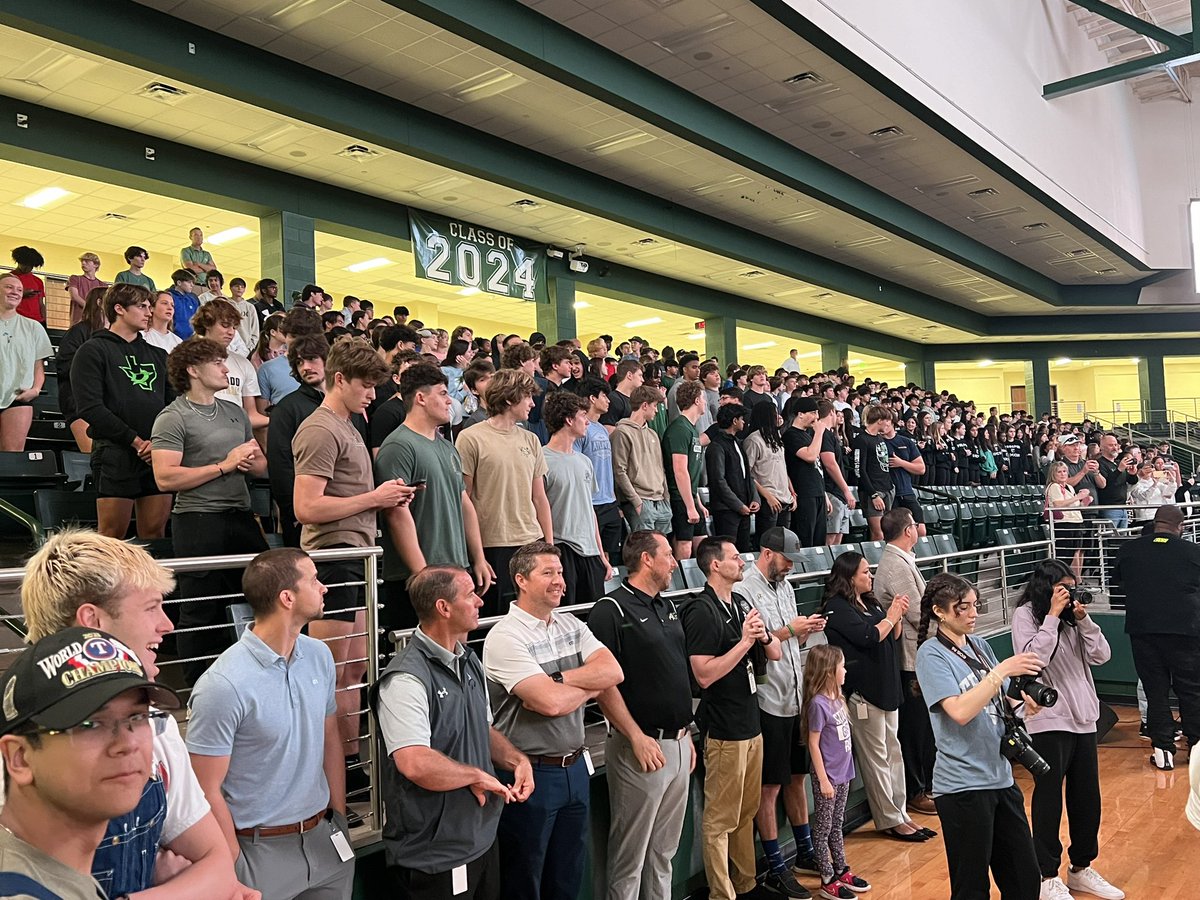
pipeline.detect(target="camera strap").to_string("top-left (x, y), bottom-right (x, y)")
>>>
top-left (935, 630), bottom-right (1011, 720)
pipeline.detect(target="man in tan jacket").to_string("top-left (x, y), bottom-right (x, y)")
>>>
top-left (873, 506), bottom-right (937, 815)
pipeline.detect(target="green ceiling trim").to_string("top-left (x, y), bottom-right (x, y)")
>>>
top-left (378, 0), bottom-right (1085, 309)
top-left (561, 256), bottom-right (925, 358)
top-left (923, 339), bottom-right (1200, 361)
top-left (0, 92), bottom-right (930, 359)
top-left (0, 0), bottom-right (996, 336)
top-left (1044, 33), bottom-right (1200, 99)
top-left (1065, 0), bottom-right (1191, 53)
top-left (746, 0), bottom-right (1154, 275)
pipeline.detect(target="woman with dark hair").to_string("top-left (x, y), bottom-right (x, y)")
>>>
top-left (250, 313), bottom-right (286, 369)
top-left (1010, 560), bottom-right (1122, 900)
top-left (11, 245), bottom-right (46, 323)
top-left (915, 573), bottom-right (1046, 900)
top-left (743, 399), bottom-right (795, 537)
top-left (966, 425), bottom-right (984, 486)
top-left (56, 286), bottom-right (108, 452)
top-left (440, 338), bottom-right (474, 401)
top-left (822, 552), bottom-right (932, 842)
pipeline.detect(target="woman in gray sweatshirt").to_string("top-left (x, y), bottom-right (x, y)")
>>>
top-left (1011, 560), bottom-right (1124, 900)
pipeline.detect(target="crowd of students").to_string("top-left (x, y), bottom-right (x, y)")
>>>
top-left (0, 236), bottom-right (1185, 900)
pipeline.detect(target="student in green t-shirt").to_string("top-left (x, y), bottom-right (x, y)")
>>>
top-left (661, 379), bottom-right (708, 561)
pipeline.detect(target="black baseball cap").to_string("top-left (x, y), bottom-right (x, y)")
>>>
top-left (793, 396), bottom-right (819, 413)
top-left (0, 627), bottom-right (180, 736)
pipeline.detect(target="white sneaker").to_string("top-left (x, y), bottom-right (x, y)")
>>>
top-left (1067, 867), bottom-right (1125, 899)
top-left (1039, 877), bottom-right (1072, 900)
top-left (1151, 746), bottom-right (1175, 770)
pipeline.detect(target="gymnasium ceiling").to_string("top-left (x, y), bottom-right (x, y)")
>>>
top-left (0, 0), bottom-right (1196, 352)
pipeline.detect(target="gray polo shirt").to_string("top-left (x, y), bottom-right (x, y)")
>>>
top-left (483, 603), bottom-right (605, 756)
top-left (734, 563), bottom-right (809, 718)
top-left (185, 627), bottom-right (336, 828)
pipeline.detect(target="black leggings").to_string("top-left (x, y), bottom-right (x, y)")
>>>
top-left (1029, 730), bottom-right (1100, 877)
top-left (934, 784), bottom-right (1040, 900)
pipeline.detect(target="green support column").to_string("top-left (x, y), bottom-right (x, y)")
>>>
top-left (536, 277), bottom-right (576, 345)
top-left (1025, 358), bottom-right (1052, 418)
top-left (1138, 356), bottom-right (1167, 424)
top-left (904, 360), bottom-right (936, 390)
top-left (822, 342), bottom-right (848, 373)
top-left (704, 316), bottom-right (737, 370)
top-left (260, 211), bottom-right (315, 308)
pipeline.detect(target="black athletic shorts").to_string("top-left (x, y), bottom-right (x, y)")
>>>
top-left (895, 494), bottom-right (925, 526)
top-left (670, 494), bottom-right (708, 542)
top-left (314, 547), bottom-right (368, 624)
top-left (91, 441), bottom-right (164, 500)
top-left (760, 709), bottom-right (811, 786)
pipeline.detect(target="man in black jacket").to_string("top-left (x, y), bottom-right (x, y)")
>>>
top-left (705, 403), bottom-right (758, 551)
top-left (1113, 504), bottom-right (1200, 770)
top-left (71, 283), bottom-right (172, 540)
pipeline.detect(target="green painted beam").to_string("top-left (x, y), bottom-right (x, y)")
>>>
top-left (379, 0), bottom-right (1088, 308)
top-left (1066, 0), bottom-right (1191, 52)
top-left (990, 310), bottom-right (1200, 336)
top-left (922, 339), bottom-right (1200, 361)
top-left (1044, 35), bottom-right (1200, 99)
top-left (560, 257), bottom-right (927, 358)
top-left (0, 0), bottom-right (995, 337)
top-left (745, 0), bottom-right (1153, 275)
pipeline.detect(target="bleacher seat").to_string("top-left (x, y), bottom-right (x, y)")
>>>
top-left (61, 450), bottom-right (91, 490)
top-left (0, 451), bottom-right (69, 536)
top-left (931, 533), bottom-right (958, 556)
top-left (858, 540), bottom-right (886, 566)
top-left (794, 545), bottom-right (834, 573)
top-left (847, 508), bottom-right (869, 542)
top-left (829, 543), bottom-right (856, 561)
top-left (34, 490), bottom-right (100, 536)
top-left (679, 558), bottom-right (705, 589)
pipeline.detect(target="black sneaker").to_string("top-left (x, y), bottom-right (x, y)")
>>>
top-left (763, 870), bottom-right (812, 898)
top-left (1139, 720), bottom-right (1150, 741)
top-left (792, 852), bottom-right (821, 877)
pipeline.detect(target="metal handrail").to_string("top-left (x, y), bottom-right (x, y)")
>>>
top-left (0, 544), bottom-right (385, 846)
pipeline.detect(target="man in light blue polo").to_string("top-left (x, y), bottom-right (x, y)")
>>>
top-left (187, 547), bottom-right (355, 900)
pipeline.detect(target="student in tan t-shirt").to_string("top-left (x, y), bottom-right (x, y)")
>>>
top-left (455, 368), bottom-right (552, 616)
top-left (292, 339), bottom-right (417, 790)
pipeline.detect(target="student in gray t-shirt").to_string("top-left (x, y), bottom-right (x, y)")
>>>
top-left (151, 337), bottom-right (268, 684)
top-left (542, 392), bottom-right (612, 606)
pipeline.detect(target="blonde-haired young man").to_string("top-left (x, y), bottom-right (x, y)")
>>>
top-left (20, 528), bottom-right (253, 900)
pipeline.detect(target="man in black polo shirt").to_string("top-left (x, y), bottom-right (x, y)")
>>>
top-left (783, 396), bottom-right (828, 548)
top-left (682, 537), bottom-right (782, 900)
top-left (589, 531), bottom-right (695, 900)
top-left (1113, 504), bottom-right (1200, 770)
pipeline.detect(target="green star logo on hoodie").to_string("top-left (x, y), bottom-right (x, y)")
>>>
top-left (120, 356), bottom-right (158, 391)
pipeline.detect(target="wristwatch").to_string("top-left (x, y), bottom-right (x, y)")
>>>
top-left (550, 671), bottom-right (564, 684)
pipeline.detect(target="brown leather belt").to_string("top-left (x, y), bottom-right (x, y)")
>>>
top-left (529, 748), bottom-right (584, 768)
top-left (235, 809), bottom-right (327, 838)
top-left (643, 727), bottom-right (689, 741)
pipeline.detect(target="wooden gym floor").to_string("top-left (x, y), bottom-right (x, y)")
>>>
top-left (831, 705), bottom-right (1198, 899)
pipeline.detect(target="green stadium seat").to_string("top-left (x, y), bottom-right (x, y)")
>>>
top-left (829, 543), bottom-right (857, 561)
top-left (859, 540), bottom-right (886, 566)
top-left (848, 508), bottom-right (869, 542)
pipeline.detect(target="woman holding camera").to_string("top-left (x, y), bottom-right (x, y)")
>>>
top-left (916, 573), bottom-right (1045, 900)
top-left (822, 552), bottom-right (932, 842)
top-left (1011, 560), bottom-right (1122, 900)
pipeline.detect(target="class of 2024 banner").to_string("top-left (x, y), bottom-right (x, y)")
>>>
top-left (410, 209), bottom-right (548, 304)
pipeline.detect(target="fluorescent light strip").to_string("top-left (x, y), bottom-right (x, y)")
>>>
top-left (742, 341), bottom-right (777, 350)
top-left (346, 257), bottom-right (393, 273)
top-left (624, 317), bottom-right (663, 328)
top-left (206, 226), bottom-right (254, 246)
top-left (586, 130), bottom-right (655, 156)
top-left (19, 187), bottom-right (71, 209)
top-left (572, 301), bottom-right (590, 310)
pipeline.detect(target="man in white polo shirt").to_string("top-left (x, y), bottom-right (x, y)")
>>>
top-left (483, 541), bottom-right (623, 900)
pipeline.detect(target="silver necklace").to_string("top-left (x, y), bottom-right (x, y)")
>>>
top-left (183, 395), bottom-right (219, 421)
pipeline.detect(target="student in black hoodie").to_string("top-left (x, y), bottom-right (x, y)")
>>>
top-left (71, 283), bottom-right (173, 540)
top-left (705, 403), bottom-right (759, 551)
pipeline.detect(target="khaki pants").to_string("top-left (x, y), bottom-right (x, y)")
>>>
top-left (701, 735), bottom-right (763, 900)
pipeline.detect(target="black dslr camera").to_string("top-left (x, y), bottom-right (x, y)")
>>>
top-left (1000, 717), bottom-right (1050, 778)
top-left (1007, 674), bottom-right (1058, 708)
top-left (1059, 585), bottom-right (1093, 625)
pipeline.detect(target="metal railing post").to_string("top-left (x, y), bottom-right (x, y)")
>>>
top-left (999, 547), bottom-right (1010, 624)
top-left (362, 550), bottom-right (383, 834)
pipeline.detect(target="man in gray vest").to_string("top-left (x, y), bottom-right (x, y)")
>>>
top-left (372, 566), bottom-right (534, 898)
